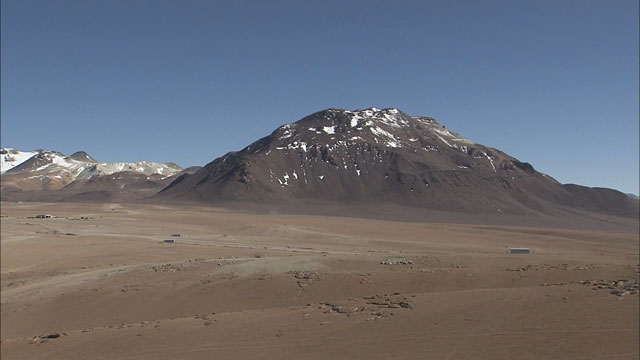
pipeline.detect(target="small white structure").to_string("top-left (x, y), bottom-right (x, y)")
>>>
top-left (508, 247), bottom-right (531, 254)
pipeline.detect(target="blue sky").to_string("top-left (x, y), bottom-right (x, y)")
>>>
top-left (1, 0), bottom-right (638, 194)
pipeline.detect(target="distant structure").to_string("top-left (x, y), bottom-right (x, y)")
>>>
top-left (171, 233), bottom-right (181, 237)
top-left (254, 253), bottom-right (265, 259)
top-left (163, 239), bottom-right (177, 244)
top-left (35, 214), bottom-right (55, 219)
top-left (508, 247), bottom-right (531, 254)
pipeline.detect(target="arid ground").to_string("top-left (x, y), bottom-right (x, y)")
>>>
top-left (1, 202), bottom-right (638, 359)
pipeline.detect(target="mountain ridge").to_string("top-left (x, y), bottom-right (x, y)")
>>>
top-left (0, 147), bottom-right (184, 193)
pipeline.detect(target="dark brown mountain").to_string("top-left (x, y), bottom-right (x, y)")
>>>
top-left (156, 108), bottom-right (638, 217)
top-left (69, 151), bottom-right (98, 163)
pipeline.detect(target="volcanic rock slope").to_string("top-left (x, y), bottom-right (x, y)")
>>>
top-left (158, 108), bottom-right (637, 216)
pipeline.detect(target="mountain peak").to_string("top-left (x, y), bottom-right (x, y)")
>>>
top-left (151, 106), bottom-right (638, 217)
top-left (263, 107), bottom-right (466, 153)
top-left (69, 151), bottom-right (98, 163)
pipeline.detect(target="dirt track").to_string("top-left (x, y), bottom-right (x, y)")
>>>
top-left (1, 202), bottom-right (638, 359)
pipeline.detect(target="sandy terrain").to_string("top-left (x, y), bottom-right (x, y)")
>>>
top-left (1, 202), bottom-right (638, 359)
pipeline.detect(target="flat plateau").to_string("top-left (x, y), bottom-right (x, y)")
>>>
top-left (1, 202), bottom-right (638, 359)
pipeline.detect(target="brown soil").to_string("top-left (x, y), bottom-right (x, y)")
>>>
top-left (1, 202), bottom-right (638, 359)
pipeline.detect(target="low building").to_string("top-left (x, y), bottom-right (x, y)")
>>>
top-left (35, 214), bottom-right (55, 219)
top-left (163, 239), bottom-right (177, 244)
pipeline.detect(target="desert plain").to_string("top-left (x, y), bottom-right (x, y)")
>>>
top-left (1, 201), bottom-right (638, 359)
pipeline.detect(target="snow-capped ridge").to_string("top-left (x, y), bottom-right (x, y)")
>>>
top-left (1, 148), bottom-right (182, 185)
top-left (0, 148), bottom-right (39, 173)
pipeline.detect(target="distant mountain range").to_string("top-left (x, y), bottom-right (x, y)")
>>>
top-left (0, 148), bottom-right (198, 201)
top-left (2, 108), bottom-right (638, 218)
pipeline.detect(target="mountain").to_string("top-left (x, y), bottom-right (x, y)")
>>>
top-left (68, 151), bottom-right (97, 163)
top-left (156, 108), bottom-right (638, 218)
top-left (1, 148), bottom-right (183, 191)
top-left (0, 148), bottom-right (191, 201)
top-left (37, 168), bottom-right (201, 203)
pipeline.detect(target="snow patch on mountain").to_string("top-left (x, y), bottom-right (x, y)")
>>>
top-left (323, 126), bottom-right (336, 134)
top-left (369, 126), bottom-right (400, 148)
top-left (0, 148), bottom-right (38, 173)
top-left (1, 148), bottom-right (182, 180)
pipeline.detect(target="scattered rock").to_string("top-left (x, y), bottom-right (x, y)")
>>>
top-left (579, 279), bottom-right (638, 296)
top-left (152, 264), bottom-right (187, 273)
top-left (369, 300), bottom-right (390, 306)
top-left (381, 258), bottom-right (413, 265)
top-left (291, 270), bottom-right (322, 288)
top-left (32, 333), bottom-right (62, 343)
top-left (253, 273), bottom-right (271, 281)
top-left (363, 294), bottom-right (414, 311)
top-left (610, 290), bottom-right (630, 296)
top-left (506, 263), bottom-right (600, 272)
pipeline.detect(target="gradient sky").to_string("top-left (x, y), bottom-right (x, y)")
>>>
top-left (1, 0), bottom-right (638, 194)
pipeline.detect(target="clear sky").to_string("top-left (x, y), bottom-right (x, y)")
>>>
top-left (1, 0), bottom-right (638, 194)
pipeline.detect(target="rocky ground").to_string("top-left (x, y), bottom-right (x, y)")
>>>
top-left (1, 202), bottom-right (638, 359)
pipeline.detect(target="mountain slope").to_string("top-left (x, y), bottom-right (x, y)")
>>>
top-left (155, 108), bottom-right (638, 217)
